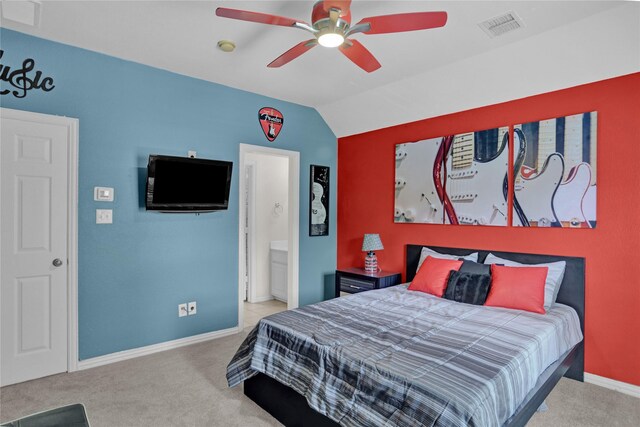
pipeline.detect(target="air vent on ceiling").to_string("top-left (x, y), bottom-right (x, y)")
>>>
top-left (478, 11), bottom-right (524, 38)
top-left (0, 0), bottom-right (41, 27)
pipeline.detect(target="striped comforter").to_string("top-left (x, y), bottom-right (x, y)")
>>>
top-left (227, 285), bottom-right (583, 426)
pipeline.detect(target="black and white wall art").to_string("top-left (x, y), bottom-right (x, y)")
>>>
top-left (309, 165), bottom-right (329, 236)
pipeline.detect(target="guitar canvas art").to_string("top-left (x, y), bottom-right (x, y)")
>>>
top-left (309, 165), bottom-right (329, 236)
top-left (395, 126), bottom-right (509, 226)
top-left (513, 112), bottom-right (597, 228)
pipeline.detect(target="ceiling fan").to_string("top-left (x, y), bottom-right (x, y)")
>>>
top-left (215, 0), bottom-right (447, 72)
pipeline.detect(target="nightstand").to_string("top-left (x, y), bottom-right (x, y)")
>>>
top-left (335, 268), bottom-right (402, 297)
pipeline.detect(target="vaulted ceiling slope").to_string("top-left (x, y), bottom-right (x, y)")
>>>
top-left (2, 1), bottom-right (639, 137)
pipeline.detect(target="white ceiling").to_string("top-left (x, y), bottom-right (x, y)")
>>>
top-left (1, 1), bottom-right (639, 137)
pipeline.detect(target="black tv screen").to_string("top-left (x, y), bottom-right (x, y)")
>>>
top-left (146, 155), bottom-right (232, 212)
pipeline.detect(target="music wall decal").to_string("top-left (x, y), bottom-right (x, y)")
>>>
top-left (0, 50), bottom-right (55, 98)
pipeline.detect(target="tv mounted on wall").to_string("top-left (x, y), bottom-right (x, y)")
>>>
top-left (145, 154), bottom-right (233, 212)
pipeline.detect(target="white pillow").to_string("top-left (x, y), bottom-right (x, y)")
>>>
top-left (416, 247), bottom-right (479, 273)
top-left (484, 253), bottom-right (566, 311)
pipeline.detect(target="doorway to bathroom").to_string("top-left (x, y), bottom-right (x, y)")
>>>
top-left (238, 144), bottom-right (299, 331)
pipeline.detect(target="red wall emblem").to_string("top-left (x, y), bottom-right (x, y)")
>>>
top-left (258, 107), bottom-right (284, 142)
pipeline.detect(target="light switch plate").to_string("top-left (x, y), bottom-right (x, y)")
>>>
top-left (96, 209), bottom-right (113, 224)
top-left (94, 187), bottom-right (114, 202)
top-left (178, 303), bottom-right (188, 317)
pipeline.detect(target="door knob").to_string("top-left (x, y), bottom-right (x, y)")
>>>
top-left (52, 258), bottom-right (63, 267)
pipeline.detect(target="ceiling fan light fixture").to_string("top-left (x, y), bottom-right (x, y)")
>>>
top-left (215, 3), bottom-right (450, 72)
top-left (318, 32), bottom-right (344, 48)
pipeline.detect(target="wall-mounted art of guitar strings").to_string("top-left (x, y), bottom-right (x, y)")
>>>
top-left (513, 111), bottom-right (597, 229)
top-left (444, 127), bottom-right (509, 226)
top-left (394, 126), bottom-right (509, 226)
top-left (394, 138), bottom-right (445, 224)
top-left (394, 113), bottom-right (597, 230)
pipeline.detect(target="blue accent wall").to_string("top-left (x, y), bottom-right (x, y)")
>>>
top-left (0, 29), bottom-right (337, 360)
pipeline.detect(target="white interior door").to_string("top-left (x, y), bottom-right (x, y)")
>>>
top-left (1, 109), bottom-right (71, 386)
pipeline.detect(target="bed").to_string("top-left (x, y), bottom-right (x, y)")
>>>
top-left (228, 245), bottom-right (585, 426)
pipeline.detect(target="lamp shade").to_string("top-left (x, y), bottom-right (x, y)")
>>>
top-left (362, 234), bottom-right (384, 252)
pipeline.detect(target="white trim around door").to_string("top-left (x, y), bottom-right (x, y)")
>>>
top-left (0, 107), bottom-right (79, 376)
top-left (238, 144), bottom-right (300, 331)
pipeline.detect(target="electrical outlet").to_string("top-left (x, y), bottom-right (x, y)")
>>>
top-left (178, 303), bottom-right (188, 317)
top-left (187, 301), bottom-right (197, 315)
top-left (96, 209), bottom-right (113, 224)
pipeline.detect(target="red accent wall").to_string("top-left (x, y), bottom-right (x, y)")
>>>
top-left (337, 72), bottom-right (640, 386)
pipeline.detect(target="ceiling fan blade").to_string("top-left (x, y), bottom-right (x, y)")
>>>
top-left (355, 11), bottom-right (447, 35)
top-left (268, 40), bottom-right (318, 68)
top-left (323, 0), bottom-right (352, 14)
top-left (338, 40), bottom-right (381, 73)
top-left (215, 7), bottom-right (308, 28)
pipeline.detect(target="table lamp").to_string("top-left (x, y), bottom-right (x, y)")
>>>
top-left (362, 234), bottom-right (384, 273)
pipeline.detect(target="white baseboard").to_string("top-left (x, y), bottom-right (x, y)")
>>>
top-left (76, 326), bottom-right (239, 371)
top-left (584, 373), bottom-right (640, 398)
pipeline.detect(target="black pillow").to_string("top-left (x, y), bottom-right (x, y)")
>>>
top-left (458, 260), bottom-right (491, 275)
top-left (444, 270), bottom-right (491, 305)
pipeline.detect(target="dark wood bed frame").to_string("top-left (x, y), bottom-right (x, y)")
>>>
top-left (244, 245), bottom-right (585, 427)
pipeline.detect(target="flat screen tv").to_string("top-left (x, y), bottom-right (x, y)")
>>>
top-left (145, 154), bottom-right (232, 212)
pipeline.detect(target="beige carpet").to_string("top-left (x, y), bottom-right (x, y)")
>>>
top-left (0, 330), bottom-right (278, 426)
top-left (1, 324), bottom-right (638, 426)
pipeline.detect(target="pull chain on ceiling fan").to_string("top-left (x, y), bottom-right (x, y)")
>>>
top-left (215, 0), bottom-right (447, 73)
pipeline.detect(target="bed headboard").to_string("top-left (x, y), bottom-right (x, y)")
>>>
top-left (406, 244), bottom-right (585, 382)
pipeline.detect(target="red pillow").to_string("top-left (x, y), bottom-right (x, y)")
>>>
top-left (485, 264), bottom-right (549, 314)
top-left (409, 256), bottom-right (463, 297)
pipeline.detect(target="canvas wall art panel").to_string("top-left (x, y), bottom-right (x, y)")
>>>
top-left (310, 165), bottom-right (330, 236)
top-left (395, 137), bottom-right (445, 224)
top-left (513, 112), bottom-right (597, 228)
top-left (444, 127), bottom-right (509, 226)
top-left (395, 126), bottom-right (509, 226)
